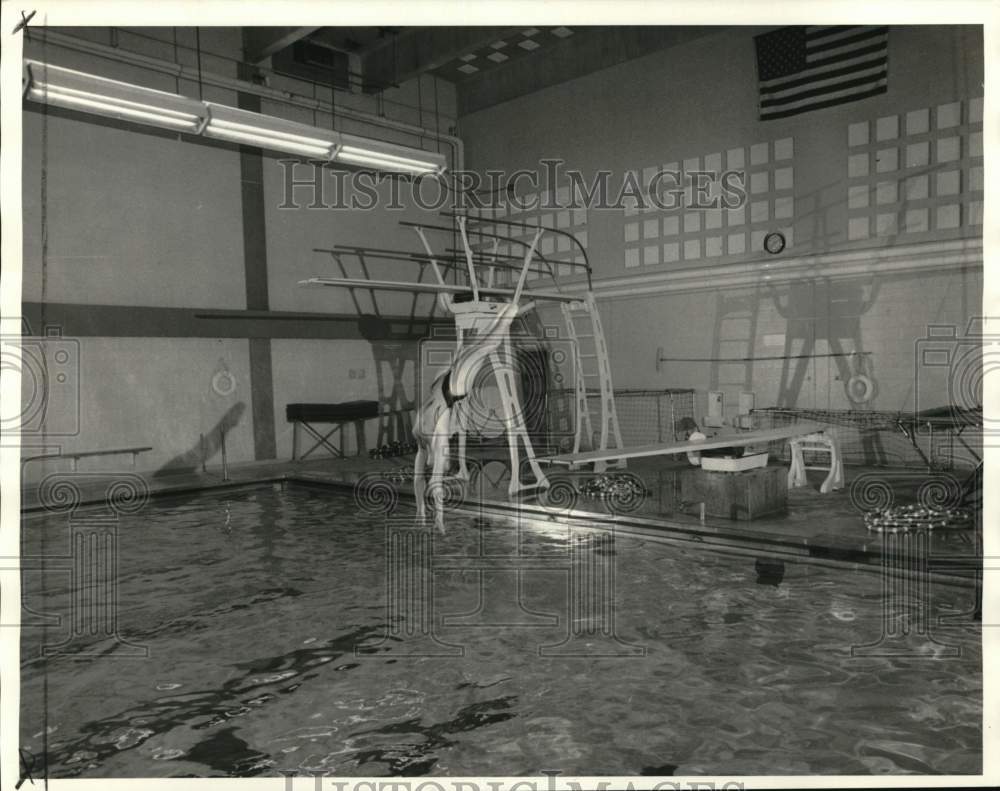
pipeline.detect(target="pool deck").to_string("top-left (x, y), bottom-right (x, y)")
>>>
top-left (20, 450), bottom-right (982, 589)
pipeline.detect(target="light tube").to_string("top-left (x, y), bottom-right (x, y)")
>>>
top-left (211, 119), bottom-right (333, 148)
top-left (24, 59), bottom-right (449, 174)
top-left (338, 145), bottom-right (440, 170)
top-left (24, 60), bottom-right (206, 132)
top-left (203, 125), bottom-right (333, 158)
top-left (335, 133), bottom-right (447, 175)
top-left (203, 103), bottom-right (339, 159)
top-left (336, 148), bottom-right (442, 174)
top-left (26, 84), bottom-right (200, 129)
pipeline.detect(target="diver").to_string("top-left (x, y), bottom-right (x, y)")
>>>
top-left (412, 300), bottom-right (524, 531)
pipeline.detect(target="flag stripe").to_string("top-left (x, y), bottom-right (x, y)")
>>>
top-left (806, 26), bottom-right (888, 55)
top-left (760, 56), bottom-right (887, 96)
top-left (804, 40), bottom-right (888, 70)
top-left (762, 67), bottom-right (888, 108)
top-left (764, 74), bottom-right (887, 114)
top-left (760, 69), bottom-right (888, 112)
top-left (807, 36), bottom-right (887, 66)
top-left (756, 25), bottom-right (889, 120)
top-left (761, 84), bottom-right (887, 120)
top-left (761, 77), bottom-right (885, 115)
top-left (805, 25), bottom-right (858, 41)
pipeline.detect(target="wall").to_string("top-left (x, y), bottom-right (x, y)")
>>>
top-left (20, 27), bottom-right (457, 479)
top-left (18, 25), bottom-right (986, 477)
top-left (263, 156), bottom-right (449, 459)
top-left (458, 26), bottom-right (985, 440)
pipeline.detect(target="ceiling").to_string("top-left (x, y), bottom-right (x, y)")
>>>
top-left (244, 26), bottom-right (721, 115)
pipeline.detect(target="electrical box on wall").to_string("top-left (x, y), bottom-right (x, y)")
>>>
top-left (705, 390), bottom-right (725, 427)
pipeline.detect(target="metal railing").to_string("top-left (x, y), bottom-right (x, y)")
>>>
top-left (21, 446), bottom-right (153, 473)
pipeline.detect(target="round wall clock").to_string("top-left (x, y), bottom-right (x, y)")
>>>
top-left (763, 231), bottom-right (786, 254)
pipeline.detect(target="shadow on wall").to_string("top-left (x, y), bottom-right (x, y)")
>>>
top-left (768, 278), bottom-right (881, 408)
top-left (153, 401), bottom-right (247, 477)
top-left (359, 314), bottom-right (421, 447)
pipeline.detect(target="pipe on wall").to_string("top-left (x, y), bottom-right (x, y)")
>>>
top-left (561, 238), bottom-right (982, 301)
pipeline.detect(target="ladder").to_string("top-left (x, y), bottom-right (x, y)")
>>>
top-left (561, 292), bottom-right (625, 472)
top-left (709, 289), bottom-right (761, 399)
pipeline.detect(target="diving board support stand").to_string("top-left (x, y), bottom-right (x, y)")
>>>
top-left (417, 216), bottom-right (550, 497)
top-left (491, 338), bottom-right (550, 498)
top-left (449, 318), bottom-right (549, 497)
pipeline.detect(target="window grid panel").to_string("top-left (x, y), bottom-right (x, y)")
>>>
top-left (845, 97), bottom-right (983, 241)
top-left (622, 135), bottom-right (796, 266)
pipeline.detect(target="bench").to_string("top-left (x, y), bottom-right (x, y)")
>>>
top-left (287, 401), bottom-right (381, 460)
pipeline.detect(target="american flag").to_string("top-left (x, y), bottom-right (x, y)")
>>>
top-left (755, 26), bottom-right (889, 121)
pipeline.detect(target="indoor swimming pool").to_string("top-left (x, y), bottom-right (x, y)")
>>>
top-left (19, 484), bottom-right (982, 778)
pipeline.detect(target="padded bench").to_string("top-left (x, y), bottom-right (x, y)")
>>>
top-left (287, 401), bottom-right (380, 460)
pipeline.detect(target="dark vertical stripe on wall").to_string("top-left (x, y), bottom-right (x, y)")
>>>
top-left (248, 337), bottom-right (276, 458)
top-left (238, 51), bottom-right (277, 460)
top-left (239, 133), bottom-right (270, 312)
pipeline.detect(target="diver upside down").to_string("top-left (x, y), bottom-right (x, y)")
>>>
top-left (412, 301), bottom-right (524, 531)
top-left (411, 218), bottom-right (544, 531)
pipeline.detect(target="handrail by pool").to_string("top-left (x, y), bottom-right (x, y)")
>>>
top-left (22, 446), bottom-right (153, 472)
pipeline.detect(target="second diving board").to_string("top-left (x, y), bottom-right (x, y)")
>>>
top-left (541, 422), bottom-right (828, 467)
top-left (300, 277), bottom-right (582, 304)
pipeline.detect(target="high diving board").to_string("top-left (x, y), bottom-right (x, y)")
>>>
top-left (541, 422), bottom-right (828, 467)
top-left (299, 276), bottom-right (582, 304)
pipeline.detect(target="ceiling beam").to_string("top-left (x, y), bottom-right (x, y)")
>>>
top-left (244, 27), bottom-right (320, 64)
top-left (306, 28), bottom-right (395, 56)
top-left (361, 26), bottom-right (522, 90)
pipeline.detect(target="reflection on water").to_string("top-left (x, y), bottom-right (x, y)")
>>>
top-left (20, 486), bottom-right (981, 777)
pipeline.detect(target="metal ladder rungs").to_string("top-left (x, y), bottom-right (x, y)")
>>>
top-left (561, 293), bottom-right (624, 467)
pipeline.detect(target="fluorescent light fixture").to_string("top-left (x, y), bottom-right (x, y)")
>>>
top-left (334, 133), bottom-right (447, 175)
top-left (23, 60), bottom-right (448, 174)
top-left (203, 102), bottom-right (339, 159)
top-left (23, 60), bottom-right (206, 132)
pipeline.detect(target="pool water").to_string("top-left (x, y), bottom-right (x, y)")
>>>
top-left (20, 484), bottom-right (981, 777)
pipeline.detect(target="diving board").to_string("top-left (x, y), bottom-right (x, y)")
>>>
top-left (299, 277), bottom-right (582, 304)
top-left (541, 422), bottom-right (828, 467)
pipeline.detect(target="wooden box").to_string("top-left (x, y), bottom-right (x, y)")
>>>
top-left (680, 464), bottom-right (788, 520)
